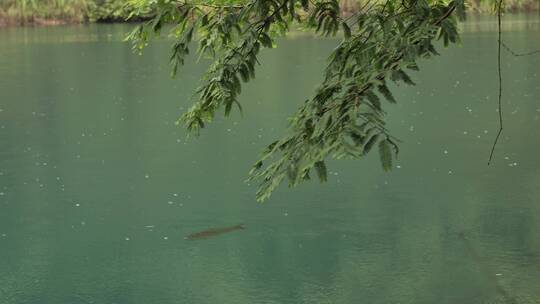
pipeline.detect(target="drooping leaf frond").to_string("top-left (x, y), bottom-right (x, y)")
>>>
top-left (128, 0), bottom-right (464, 201)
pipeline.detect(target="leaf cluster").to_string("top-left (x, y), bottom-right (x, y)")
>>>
top-left (127, 0), bottom-right (464, 201)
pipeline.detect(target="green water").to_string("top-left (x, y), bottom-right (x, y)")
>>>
top-left (1, 16), bottom-right (540, 304)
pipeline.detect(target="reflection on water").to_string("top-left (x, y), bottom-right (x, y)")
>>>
top-left (0, 15), bottom-right (540, 304)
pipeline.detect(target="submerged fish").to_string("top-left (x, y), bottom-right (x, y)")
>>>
top-left (458, 231), bottom-right (518, 304)
top-left (185, 224), bottom-right (246, 240)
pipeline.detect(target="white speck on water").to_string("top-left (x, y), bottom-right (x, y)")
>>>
top-left (125, 237), bottom-right (130, 241)
top-left (477, 135), bottom-right (481, 139)
top-left (163, 236), bottom-right (169, 240)
top-left (1, 233), bottom-right (6, 237)
top-left (227, 129), bottom-right (232, 132)
top-left (409, 125), bottom-right (414, 132)
top-left (144, 174), bottom-right (150, 179)
top-left (284, 212), bottom-right (288, 216)
top-left (167, 201), bottom-right (174, 205)
top-left (81, 221), bottom-right (86, 225)
top-left (444, 150), bottom-right (448, 154)
top-left (396, 165), bottom-right (401, 169)
top-left (495, 273), bottom-right (502, 276)
top-left (448, 170), bottom-right (453, 174)
top-left (173, 193), bottom-right (178, 197)
top-left (0, 192), bottom-right (4, 196)
top-left (56, 177), bottom-right (60, 180)
top-left (463, 131), bottom-right (468, 135)
top-left (333, 172), bottom-right (339, 176)
top-left (483, 130), bottom-right (488, 134)
top-left (75, 203), bottom-right (80, 207)
top-left (179, 203), bottom-right (183, 207)
top-left (76, 155), bottom-right (81, 159)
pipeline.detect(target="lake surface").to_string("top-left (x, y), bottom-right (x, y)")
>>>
top-left (1, 15), bottom-right (540, 304)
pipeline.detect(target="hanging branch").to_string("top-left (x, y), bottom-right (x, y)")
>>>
top-left (487, 0), bottom-right (504, 165)
top-left (501, 41), bottom-right (540, 57)
top-left (128, 0), bottom-right (465, 201)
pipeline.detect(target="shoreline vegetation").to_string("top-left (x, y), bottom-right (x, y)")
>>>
top-left (0, 0), bottom-right (539, 27)
top-left (0, 0), bottom-right (149, 27)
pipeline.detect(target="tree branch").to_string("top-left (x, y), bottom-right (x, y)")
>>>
top-left (488, 0), bottom-right (503, 165)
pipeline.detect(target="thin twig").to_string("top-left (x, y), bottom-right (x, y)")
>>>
top-left (488, 0), bottom-right (504, 165)
top-left (501, 41), bottom-right (540, 57)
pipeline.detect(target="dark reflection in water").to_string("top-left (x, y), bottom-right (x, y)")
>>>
top-left (0, 15), bottom-right (540, 304)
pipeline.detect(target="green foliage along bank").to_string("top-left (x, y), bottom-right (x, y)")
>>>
top-left (1, 0), bottom-right (539, 26)
top-left (0, 0), bottom-right (137, 25)
top-left (0, 0), bottom-right (91, 25)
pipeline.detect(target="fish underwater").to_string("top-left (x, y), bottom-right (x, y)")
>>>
top-left (458, 230), bottom-right (518, 304)
top-left (185, 224), bottom-right (246, 240)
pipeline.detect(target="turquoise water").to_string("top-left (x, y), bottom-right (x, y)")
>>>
top-left (0, 16), bottom-right (539, 304)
